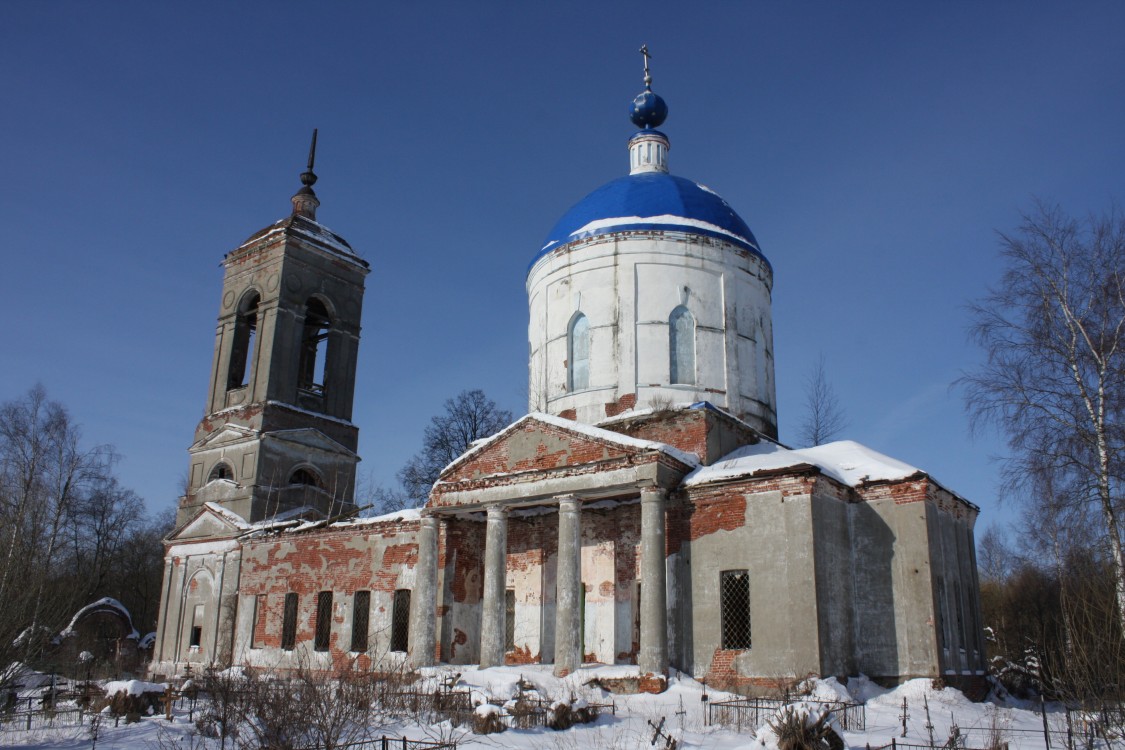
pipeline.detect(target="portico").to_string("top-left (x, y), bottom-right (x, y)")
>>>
top-left (406, 413), bottom-right (693, 676)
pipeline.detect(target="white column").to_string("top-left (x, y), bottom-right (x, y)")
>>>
top-left (479, 504), bottom-right (508, 668)
top-left (639, 486), bottom-right (668, 674)
top-left (409, 514), bottom-right (439, 667)
top-left (553, 496), bottom-right (582, 676)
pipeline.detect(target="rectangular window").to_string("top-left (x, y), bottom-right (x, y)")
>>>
top-left (351, 591), bottom-right (370, 652)
top-left (189, 604), bottom-right (204, 648)
top-left (250, 595), bottom-right (266, 649)
top-left (315, 591), bottom-right (333, 652)
top-left (633, 583), bottom-right (642, 658)
top-left (505, 589), bottom-right (516, 652)
top-left (720, 570), bottom-right (751, 650)
top-left (954, 580), bottom-right (967, 653)
top-left (935, 577), bottom-right (946, 651)
top-left (390, 589), bottom-right (411, 653)
top-left (281, 593), bottom-right (298, 650)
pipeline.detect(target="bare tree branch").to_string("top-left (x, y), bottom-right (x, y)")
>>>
top-left (798, 354), bottom-right (848, 447)
top-left (397, 389), bottom-right (512, 507)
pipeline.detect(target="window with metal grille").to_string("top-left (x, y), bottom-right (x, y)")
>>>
top-left (314, 591), bottom-right (333, 651)
top-left (351, 591), bottom-right (370, 652)
top-left (720, 570), bottom-right (751, 650)
top-left (505, 589), bottom-right (515, 652)
top-left (390, 589), bottom-right (411, 653)
top-left (281, 593), bottom-right (298, 650)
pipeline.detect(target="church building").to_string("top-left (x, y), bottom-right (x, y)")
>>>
top-left (150, 61), bottom-right (986, 694)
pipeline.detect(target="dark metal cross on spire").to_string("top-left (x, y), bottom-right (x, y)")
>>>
top-left (640, 43), bottom-right (653, 89)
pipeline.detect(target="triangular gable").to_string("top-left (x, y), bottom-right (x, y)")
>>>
top-left (168, 503), bottom-right (249, 542)
top-left (262, 428), bottom-right (357, 458)
top-left (439, 412), bottom-right (696, 484)
top-left (190, 424), bottom-right (257, 451)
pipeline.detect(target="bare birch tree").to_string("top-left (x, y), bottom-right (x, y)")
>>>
top-left (961, 202), bottom-right (1125, 632)
top-left (798, 354), bottom-right (848, 446)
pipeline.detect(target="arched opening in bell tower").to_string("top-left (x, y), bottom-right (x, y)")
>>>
top-left (227, 291), bottom-right (260, 390)
top-left (298, 297), bottom-right (332, 398)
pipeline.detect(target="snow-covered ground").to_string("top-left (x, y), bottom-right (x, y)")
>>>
top-left (0, 665), bottom-right (1110, 750)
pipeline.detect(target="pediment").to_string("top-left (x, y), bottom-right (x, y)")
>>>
top-left (263, 428), bottom-right (356, 458)
top-left (438, 413), bottom-right (691, 485)
top-left (168, 504), bottom-right (249, 541)
top-left (190, 424), bottom-right (257, 451)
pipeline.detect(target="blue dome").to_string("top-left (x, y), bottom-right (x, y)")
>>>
top-left (534, 172), bottom-right (764, 267)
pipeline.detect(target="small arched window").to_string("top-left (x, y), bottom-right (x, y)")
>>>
top-left (208, 462), bottom-right (234, 483)
top-left (227, 292), bottom-right (260, 390)
top-left (289, 468), bottom-right (321, 488)
top-left (567, 313), bottom-right (590, 392)
top-left (298, 298), bottom-right (332, 395)
top-left (669, 306), bottom-right (695, 385)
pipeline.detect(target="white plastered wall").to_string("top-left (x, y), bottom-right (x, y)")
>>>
top-left (527, 232), bottom-right (776, 435)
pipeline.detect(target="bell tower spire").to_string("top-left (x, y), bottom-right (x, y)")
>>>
top-left (291, 128), bottom-right (320, 220)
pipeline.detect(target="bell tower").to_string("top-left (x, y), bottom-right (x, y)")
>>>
top-left (175, 132), bottom-right (370, 528)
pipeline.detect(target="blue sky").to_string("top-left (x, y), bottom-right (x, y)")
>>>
top-left (3, 2), bottom-right (1123, 537)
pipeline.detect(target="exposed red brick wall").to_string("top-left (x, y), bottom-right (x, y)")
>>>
top-left (705, 648), bottom-right (796, 692)
top-left (608, 409), bottom-right (712, 463)
top-left (238, 519), bottom-right (419, 653)
top-left (857, 477), bottom-right (928, 505)
top-left (439, 420), bottom-right (638, 484)
top-left (603, 393), bottom-right (637, 417)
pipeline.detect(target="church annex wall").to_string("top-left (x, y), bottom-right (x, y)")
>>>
top-left (152, 539), bottom-right (242, 678)
top-left (232, 516), bottom-right (421, 672)
top-left (681, 477), bottom-right (824, 690)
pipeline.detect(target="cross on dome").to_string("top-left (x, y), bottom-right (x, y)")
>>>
top-left (630, 44), bottom-right (667, 129)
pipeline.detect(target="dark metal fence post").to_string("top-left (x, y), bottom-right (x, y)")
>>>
top-left (1039, 694), bottom-right (1051, 750)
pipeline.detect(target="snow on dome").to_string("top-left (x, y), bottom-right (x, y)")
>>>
top-left (685, 439), bottom-right (926, 489)
top-left (535, 172), bottom-right (763, 265)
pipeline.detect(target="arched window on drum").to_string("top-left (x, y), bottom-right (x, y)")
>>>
top-left (669, 306), bottom-right (695, 385)
top-left (567, 313), bottom-right (590, 391)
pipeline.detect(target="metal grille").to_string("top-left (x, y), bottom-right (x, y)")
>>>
top-left (281, 592), bottom-right (298, 650)
top-left (315, 590), bottom-right (333, 651)
top-left (720, 570), bottom-right (751, 650)
top-left (391, 589), bottom-right (411, 652)
top-left (351, 590), bottom-right (370, 652)
top-left (505, 589), bottom-right (515, 651)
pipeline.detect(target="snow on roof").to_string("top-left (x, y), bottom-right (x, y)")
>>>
top-left (57, 598), bottom-right (139, 641)
top-left (684, 440), bottom-right (926, 489)
top-left (202, 502), bottom-right (251, 529)
top-left (331, 507), bottom-right (422, 527)
top-left (438, 411), bottom-right (699, 481)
